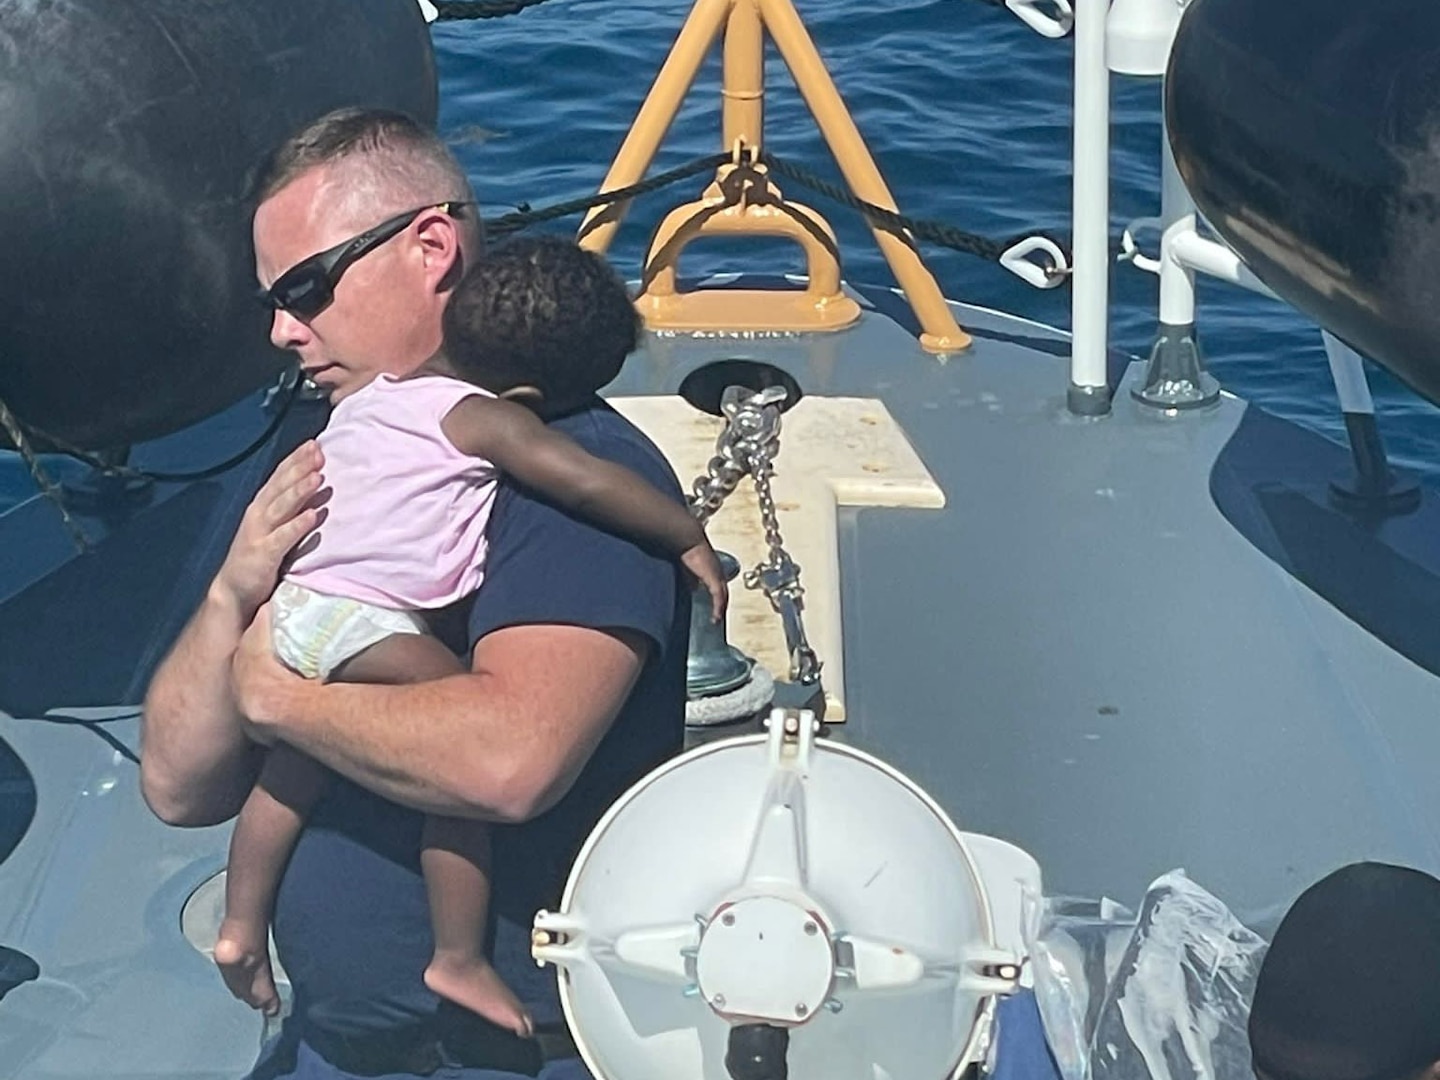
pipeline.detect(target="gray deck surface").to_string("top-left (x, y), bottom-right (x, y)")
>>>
top-left (6, 286), bottom-right (1440, 1073)
top-left (608, 286), bottom-right (1440, 924)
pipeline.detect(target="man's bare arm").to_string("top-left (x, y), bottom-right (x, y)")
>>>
top-left (141, 585), bottom-right (267, 825)
top-left (233, 615), bottom-right (648, 822)
top-left (140, 441), bottom-right (325, 826)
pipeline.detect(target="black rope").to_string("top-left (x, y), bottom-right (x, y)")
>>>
top-left (485, 148), bottom-right (1067, 278)
top-left (433, 0), bottom-right (1007, 20)
top-left (487, 152), bottom-right (732, 237)
top-left (759, 151), bottom-right (1068, 273)
top-left (22, 369), bottom-right (305, 485)
top-left (3, 140), bottom-right (1055, 520)
top-left (432, 0), bottom-right (558, 21)
top-left (25, 712), bottom-right (141, 765)
top-left (0, 395), bottom-right (90, 551)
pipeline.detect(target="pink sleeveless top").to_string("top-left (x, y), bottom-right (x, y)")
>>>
top-left (284, 373), bottom-right (498, 609)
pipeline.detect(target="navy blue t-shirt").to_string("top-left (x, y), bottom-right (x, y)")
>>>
top-left (270, 400), bottom-right (688, 1039)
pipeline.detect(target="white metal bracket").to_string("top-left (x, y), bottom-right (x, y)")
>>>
top-left (1004, 0), bottom-right (1076, 39)
top-left (1118, 216), bottom-right (1164, 275)
top-left (1001, 236), bottom-right (1071, 290)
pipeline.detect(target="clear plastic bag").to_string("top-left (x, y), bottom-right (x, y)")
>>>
top-left (1024, 870), bottom-right (1267, 1080)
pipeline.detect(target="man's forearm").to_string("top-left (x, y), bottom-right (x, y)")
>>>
top-left (241, 623), bottom-right (648, 824)
top-left (251, 673), bottom-right (534, 821)
top-left (140, 583), bottom-right (265, 825)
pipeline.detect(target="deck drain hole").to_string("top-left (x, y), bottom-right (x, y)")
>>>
top-left (679, 359), bottom-right (803, 417)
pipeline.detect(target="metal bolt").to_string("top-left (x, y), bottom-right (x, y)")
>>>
top-left (722, 912), bottom-right (736, 927)
top-left (803, 920), bottom-right (818, 936)
top-left (825, 998), bottom-right (844, 1014)
top-left (983, 962), bottom-right (1023, 982)
top-left (713, 994), bottom-right (727, 1008)
top-left (795, 1003), bottom-right (808, 1018)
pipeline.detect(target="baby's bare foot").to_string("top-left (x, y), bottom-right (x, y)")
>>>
top-left (425, 955), bottom-right (533, 1037)
top-left (214, 921), bottom-right (280, 1016)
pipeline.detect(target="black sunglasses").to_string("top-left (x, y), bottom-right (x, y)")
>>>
top-left (257, 201), bottom-right (470, 318)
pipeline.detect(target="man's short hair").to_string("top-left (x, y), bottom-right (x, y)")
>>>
top-left (1249, 862), bottom-right (1440, 1080)
top-left (443, 236), bottom-right (641, 410)
top-left (253, 107), bottom-right (481, 244)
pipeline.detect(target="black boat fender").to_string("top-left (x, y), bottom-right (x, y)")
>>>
top-left (1166, 0), bottom-right (1440, 405)
top-left (0, 0), bottom-right (437, 452)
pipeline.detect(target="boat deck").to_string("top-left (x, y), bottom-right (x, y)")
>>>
top-left (5, 283), bottom-right (1440, 1073)
top-left (606, 281), bottom-right (1440, 922)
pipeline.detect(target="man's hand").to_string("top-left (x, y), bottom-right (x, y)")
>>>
top-left (141, 443), bottom-right (324, 826)
top-left (232, 604), bottom-right (305, 745)
top-left (215, 440), bottom-right (326, 620)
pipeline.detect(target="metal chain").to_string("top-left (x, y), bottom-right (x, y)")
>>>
top-left (0, 395), bottom-right (90, 552)
top-left (688, 386), bottom-right (822, 686)
top-left (744, 444), bottom-right (823, 685)
top-left (688, 384), bottom-right (785, 523)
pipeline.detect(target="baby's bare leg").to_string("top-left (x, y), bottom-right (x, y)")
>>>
top-left (217, 743), bottom-right (328, 1015)
top-left (218, 632), bottom-right (460, 1013)
top-left (331, 631), bottom-right (466, 684)
top-left (422, 817), bottom-right (533, 1036)
top-left (333, 634), bottom-right (531, 1031)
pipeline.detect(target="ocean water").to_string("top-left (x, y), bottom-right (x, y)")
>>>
top-left (4, 0), bottom-right (1440, 513)
top-left (435, 0), bottom-right (1440, 474)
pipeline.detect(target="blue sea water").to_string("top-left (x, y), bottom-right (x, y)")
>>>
top-left (4, 0), bottom-right (1440, 513)
top-left (435, 0), bottom-right (1440, 473)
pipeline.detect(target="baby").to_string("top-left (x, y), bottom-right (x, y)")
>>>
top-left (214, 236), bottom-right (724, 1035)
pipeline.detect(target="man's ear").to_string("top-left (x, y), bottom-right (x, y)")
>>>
top-left (414, 208), bottom-right (463, 290)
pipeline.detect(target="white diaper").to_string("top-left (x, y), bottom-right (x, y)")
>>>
top-left (271, 581), bottom-right (428, 681)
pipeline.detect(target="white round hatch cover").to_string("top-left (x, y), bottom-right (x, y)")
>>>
top-left (532, 710), bottom-right (1036, 1080)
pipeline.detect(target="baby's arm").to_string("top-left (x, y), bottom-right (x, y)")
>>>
top-left (441, 395), bottom-right (727, 620)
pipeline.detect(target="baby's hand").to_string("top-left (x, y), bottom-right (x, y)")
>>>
top-left (681, 542), bottom-right (728, 624)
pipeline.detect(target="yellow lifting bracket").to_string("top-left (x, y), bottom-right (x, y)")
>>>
top-left (576, 0), bottom-right (972, 353)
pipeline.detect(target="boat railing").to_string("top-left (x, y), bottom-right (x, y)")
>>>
top-left (417, 0), bottom-right (1417, 509)
top-left (1054, 0), bottom-right (1278, 416)
top-left (1027, 0), bottom-right (1415, 509)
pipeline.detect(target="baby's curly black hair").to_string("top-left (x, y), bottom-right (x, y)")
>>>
top-left (443, 236), bottom-right (641, 411)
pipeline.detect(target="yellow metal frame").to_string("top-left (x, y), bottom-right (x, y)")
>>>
top-left (577, 0), bottom-right (971, 353)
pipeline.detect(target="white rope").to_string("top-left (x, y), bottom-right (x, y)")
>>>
top-left (685, 664), bottom-right (775, 727)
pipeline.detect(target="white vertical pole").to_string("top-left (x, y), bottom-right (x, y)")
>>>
top-left (1322, 330), bottom-right (1376, 415)
top-left (1069, 0), bottom-right (1113, 415)
top-left (1320, 328), bottom-right (1417, 513)
top-left (1156, 119), bottom-right (1197, 327)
